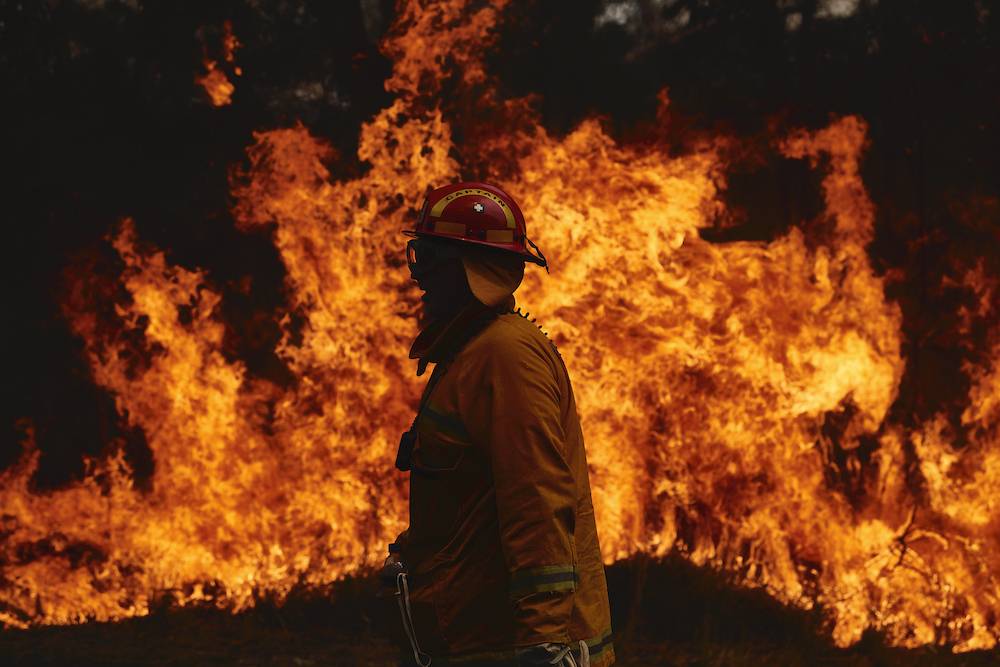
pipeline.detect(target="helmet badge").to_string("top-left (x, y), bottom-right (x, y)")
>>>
top-left (473, 202), bottom-right (485, 213)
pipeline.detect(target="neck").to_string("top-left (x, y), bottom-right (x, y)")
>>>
top-left (409, 298), bottom-right (497, 375)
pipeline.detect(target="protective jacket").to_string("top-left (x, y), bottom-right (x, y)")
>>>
top-left (393, 295), bottom-right (615, 666)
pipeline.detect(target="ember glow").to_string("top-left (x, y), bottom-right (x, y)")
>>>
top-left (4, 0), bottom-right (999, 653)
top-left (196, 20), bottom-right (240, 106)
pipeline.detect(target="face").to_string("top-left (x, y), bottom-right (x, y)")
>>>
top-left (407, 238), bottom-right (474, 324)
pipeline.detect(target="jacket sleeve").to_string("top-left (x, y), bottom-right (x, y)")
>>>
top-left (479, 335), bottom-right (578, 646)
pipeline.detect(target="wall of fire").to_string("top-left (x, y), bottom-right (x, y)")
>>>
top-left (3, 0), bottom-right (999, 652)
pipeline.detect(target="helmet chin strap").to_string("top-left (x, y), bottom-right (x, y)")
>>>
top-left (525, 237), bottom-right (549, 273)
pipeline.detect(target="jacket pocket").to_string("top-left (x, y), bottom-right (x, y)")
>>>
top-left (432, 541), bottom-right (514, 653)
top-left (407, 433), bottom-right (470, 559)
top-left (410, 435), bottom-right (465, 476)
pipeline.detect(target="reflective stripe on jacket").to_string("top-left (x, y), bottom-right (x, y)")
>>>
top-left (396, 296), bottom-right (615, 666)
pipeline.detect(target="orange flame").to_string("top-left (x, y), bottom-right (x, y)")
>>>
top-left (3, 0), bottom-right (999, 652)
top-left (196, 20), bottom-right (240, 107)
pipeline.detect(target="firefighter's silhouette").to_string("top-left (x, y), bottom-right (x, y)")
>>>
top-left (381, 182), bottom-right (614, 667)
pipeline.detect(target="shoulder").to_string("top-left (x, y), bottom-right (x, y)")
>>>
top-left (462, 310), bottom-right (562, 370)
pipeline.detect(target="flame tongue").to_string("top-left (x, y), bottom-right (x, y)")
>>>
top-left (196, 20), bottom-right (240, 107)
top-left (2, 0), bottom-right (999, 652)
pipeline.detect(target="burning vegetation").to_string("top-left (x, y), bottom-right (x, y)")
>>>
top-left (4, 0), bottom-right (1000, 659)
top-left (196, 20), bottom-right (241, 107)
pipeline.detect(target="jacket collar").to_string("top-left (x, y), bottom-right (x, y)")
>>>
top-left (409, 295), bottom-right (516, 376)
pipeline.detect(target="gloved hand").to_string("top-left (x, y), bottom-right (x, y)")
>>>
top-left (374, 549), bottom-right (409, 649)
top-left (379, 551), bottom-right (405, 586)
top-left (515, 642), bottom-right (583, 667)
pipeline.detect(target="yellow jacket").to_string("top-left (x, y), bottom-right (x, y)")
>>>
top-left (393, 296), bottom-right (615, 666)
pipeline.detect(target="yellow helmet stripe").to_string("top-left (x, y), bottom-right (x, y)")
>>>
top-left (429, 188), bottom-right (516, 229)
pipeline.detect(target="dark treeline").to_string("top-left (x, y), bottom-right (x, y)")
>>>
top-left (3, 0), bottom-right (998, 490)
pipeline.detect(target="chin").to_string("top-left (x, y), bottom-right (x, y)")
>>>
top-left (417, 300), bottom-right (441, 326)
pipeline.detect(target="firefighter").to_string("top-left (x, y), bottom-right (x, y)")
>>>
top-left (382, 182), bottom-right (615, 667)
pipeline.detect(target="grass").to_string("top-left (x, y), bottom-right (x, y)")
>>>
top-left (2, 557), bottom-right (998, 666)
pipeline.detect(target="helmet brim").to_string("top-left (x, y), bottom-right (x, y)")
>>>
top-left (400, 229), bottom-right (547, 266)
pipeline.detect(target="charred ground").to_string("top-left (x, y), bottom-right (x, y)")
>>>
top-left (3, 558), bottom-right (999, 666)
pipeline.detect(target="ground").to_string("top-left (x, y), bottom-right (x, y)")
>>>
top-left (3, 557), bottom-right (998, 666)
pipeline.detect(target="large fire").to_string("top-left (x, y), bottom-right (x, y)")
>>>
top-left (3, 0), bottom-right (999, 653)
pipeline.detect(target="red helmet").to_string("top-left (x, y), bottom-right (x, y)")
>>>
top-left (402, 182), bottom-right (548, 270)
